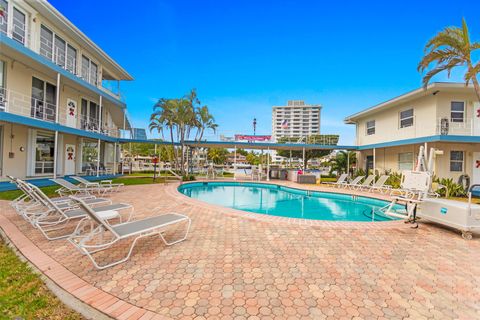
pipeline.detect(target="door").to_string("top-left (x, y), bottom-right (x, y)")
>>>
top-left (66, 99), bottom-right (77, 127)
top-left (64, 144), bottom-right (76, 175)
top-left (474, 102), bottom-right (480, 136)
top-left (31, 77), bottom-right (56, 121)
top-left (366, 155), bottom-right (373, 174)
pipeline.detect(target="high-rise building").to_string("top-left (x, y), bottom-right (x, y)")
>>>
top-left (271, 100), bottom-right (321, 163)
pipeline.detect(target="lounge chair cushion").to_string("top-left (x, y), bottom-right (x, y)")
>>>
top-left (112, 214), bottom-right (187, 237)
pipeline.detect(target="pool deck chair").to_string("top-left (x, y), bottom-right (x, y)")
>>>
top-left (68, 197), bottom-right (191, 269)
top-left (345, 176), bottom-right (365, 190)
top-left (72, 176), bottom-right (124, 193)
top-left (355, 175), bottom-right (376, 191)
top-left (51, 178), bottom-right (110, 196)
top-left (31, 185), bottom-right (133, 240)
top-left (324, 174), bottom-right (348, 188)
top-left (369, 175), bottom-right (391, 193)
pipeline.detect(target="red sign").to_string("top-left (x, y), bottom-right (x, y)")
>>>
top-left (476, 160), bottom-right (480, 169)
top-left (152, 157), bottom-right (159, 164)
top-left (235, 134), bottom-right (271, 142)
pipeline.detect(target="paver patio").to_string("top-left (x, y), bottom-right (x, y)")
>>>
top-left (1, 182), bottom-right (480, 319)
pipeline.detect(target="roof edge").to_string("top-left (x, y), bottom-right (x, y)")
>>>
top-left (344, 82), bottom-right (473, 123)
top-left (31, 0), bottom-right (134, 81)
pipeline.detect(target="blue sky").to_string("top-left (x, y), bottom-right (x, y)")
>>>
top-left (50, 0), bottom-right (480, 144)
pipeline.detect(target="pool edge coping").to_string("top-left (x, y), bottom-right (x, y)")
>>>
top-left (170, 180), bottom-right (407, 229)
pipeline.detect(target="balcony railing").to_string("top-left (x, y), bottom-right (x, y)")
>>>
top-left (0, 87), bottom-right (57, 122)
top-left (0, 87), bottom-right (123, 138)
top-left (436, 117), bottom-right (474, 136)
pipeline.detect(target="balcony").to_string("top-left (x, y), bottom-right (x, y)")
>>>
top-left (436, 117), bottom-right (476, 136)
top-left (0, 87), bottom-right (124, 138)
top-left (0, 87), bottom-right (56, 122)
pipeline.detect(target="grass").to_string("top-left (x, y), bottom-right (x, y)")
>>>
top-left (0, 241), bottom-right (83, 320)
top-left (0, 176), bottom-right (169, 201)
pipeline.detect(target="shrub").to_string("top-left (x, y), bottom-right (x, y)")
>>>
top-left (433, 177), bottom-right (466, 197)
top-left (182, 175), bottom-right (196, 181)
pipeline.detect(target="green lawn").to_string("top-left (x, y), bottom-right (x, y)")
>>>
top-left (0, 241), bottom-right (83, 320)
top-left (0, 176), bottom-right (168, 201)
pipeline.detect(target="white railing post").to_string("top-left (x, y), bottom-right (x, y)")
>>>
top-left (96, 139), bottom-right (101, 177)
top-left (234, 145), bottom-right (237, 181)
top-left (113, 142), bottom-right (117, 175)
top-left (99, 95), bottom-right (103, 133)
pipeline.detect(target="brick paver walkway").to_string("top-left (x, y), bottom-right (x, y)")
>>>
top-left (1, 182), bottom-right (480, 319)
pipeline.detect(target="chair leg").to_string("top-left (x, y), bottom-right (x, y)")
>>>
top-left (158, 219), bottom-right (191, 246)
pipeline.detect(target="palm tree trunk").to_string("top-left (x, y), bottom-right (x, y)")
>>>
top-left (169, 126), bottom-right (177, 171)
top-left (471, 75), bottom-right (480, 103)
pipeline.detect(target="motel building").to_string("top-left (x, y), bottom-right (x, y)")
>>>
top-left (0, 0), bottom-right (133, 180)
top-left (345, 82), bottom-right (480, 186)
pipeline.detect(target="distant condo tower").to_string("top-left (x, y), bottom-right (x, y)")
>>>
top-left (271, 100), bottom-right (322, 163)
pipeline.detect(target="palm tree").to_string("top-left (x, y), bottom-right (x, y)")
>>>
top-left (195, 105), bottom-right (218, 141)
top-left (149, 98), bottom-right (178, 169)
top-left (418, 18), bottom-right (480, 102)
top-left (207, 148), bottom-right (228, 165)
top-left (330, 151), bottom-right (356, 175)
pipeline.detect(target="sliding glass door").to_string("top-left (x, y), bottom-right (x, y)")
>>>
top-left (31, 77), bottom-right (56, 121)
top-left (35, 131), bottom-right (55, 175)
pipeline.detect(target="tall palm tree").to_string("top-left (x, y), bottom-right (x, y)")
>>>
top-left (149, 98), bottom-right (178, 169)
top-left (418, 18), bottom-right (480, 102)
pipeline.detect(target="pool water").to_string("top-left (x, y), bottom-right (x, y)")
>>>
top-left (178, 182), bottom-right (399, 222)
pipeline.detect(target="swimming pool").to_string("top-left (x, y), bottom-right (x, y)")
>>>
top-left (178, 182), bottom-right (399, 222)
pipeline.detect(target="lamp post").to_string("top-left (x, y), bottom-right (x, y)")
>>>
top-left (253, 117), bottom-right (257, 136)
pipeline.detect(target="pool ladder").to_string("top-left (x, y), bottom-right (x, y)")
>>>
top-left (351, 195), bottom-right (359, 201)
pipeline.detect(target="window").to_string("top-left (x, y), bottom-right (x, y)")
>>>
top-left (12, 7), bottom-right (25, 44)
top-left (80, 98), bottom-right (100, 131)
top-left (90, 61), bottom-right (98, 86)
top-left (451, 101), bottom-right (465, 123)
top-left (81, 55), bottom-right (89, 81)
top-left (0, 0), bottom-right (8, 35)
top-left (81, 55), bottom-right (98, 86)
top-left (35, 131), bottom-right (55, 174)
top-left (39, 25), bottom-right (53, 60)
top-left (399, 108), bottom-right (414, 128)
top-left (366, 120), bottom-right (375, 135)
top-left (40, 25), bottom-right (78, 76)
top-left (450, 151), bottom-right (464, 172)
top-left (54, 35), bottom-right (66, 68)
top-left (398, 152), bottom-right (413, 171)
top-left (81, 140), bottom-right (98, 173)
top-left (31, 77), bottom-right (56, 122)
top-left (66, 44), bottom-right (77, 74)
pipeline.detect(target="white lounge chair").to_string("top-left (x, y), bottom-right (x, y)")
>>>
top-left (72, 176), bottom-right (124, 193)
top-left (369, 175), bottom-right (391, 193)
top-left (324, 173), bottom-right (348, 188)
top-left (29, 185), bottom-right (132, 240)
top-left (50, 178), bottom-right (110, 196)
top-left (355, 175), bottom-right (376, 191)
top-left (345, 176), bottom-right (364, 190)
top-left (68, 197), bottom-right (191, 269)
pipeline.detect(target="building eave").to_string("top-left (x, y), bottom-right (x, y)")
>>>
top-left (28, 0), bottom-right (133, 81)
top-left (344, 82), bottom-right (474, 123)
